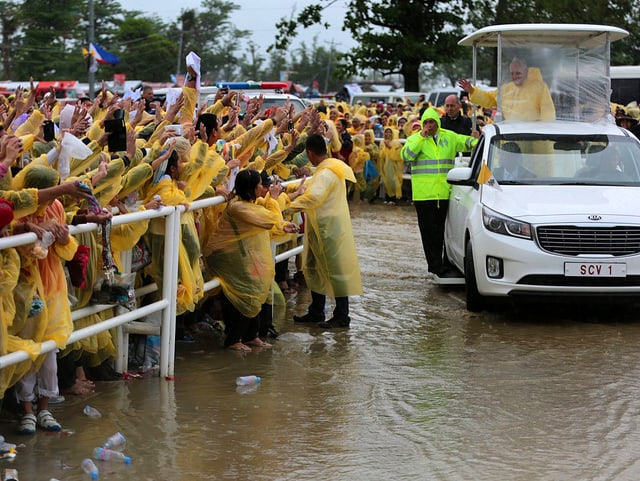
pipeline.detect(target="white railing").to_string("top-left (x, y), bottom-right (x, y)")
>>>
top-left (0, 183), bottom-right (305, 379)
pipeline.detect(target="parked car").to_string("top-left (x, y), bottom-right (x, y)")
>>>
top-left (206, 91), bottom-right (307, 115)
top-left (349, 91), bottom-right (427, 106)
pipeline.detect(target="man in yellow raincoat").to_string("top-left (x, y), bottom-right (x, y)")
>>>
top-left (458, 57), bottom-right (556, 121)
top-left (289, 134), bottom-right (362, 329)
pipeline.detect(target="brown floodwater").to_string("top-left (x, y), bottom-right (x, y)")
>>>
top-left (4, 202), bottom-right (640, 481)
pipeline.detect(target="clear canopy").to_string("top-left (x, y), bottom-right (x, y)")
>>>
top-left (459, 24), bottom-right (629, 122)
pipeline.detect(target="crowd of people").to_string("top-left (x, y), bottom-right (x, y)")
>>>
top-left (1, 49), bottom-right (639, 435)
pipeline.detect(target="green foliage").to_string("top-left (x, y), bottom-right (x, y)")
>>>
top-left (1, 0), bottom-right (639, 96)
top-left (269, 0), bottom-right (467, 91)
top-left (114, 16), bottom-right (176, 81)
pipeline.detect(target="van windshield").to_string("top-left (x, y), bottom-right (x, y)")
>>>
top-left (488, 134), bottom-right (640, 186)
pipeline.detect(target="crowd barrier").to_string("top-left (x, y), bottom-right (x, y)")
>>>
top-left (0, 182), bottom-right (304, 379)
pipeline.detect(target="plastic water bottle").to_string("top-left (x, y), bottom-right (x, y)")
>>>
top-left (103, 432), bottom-right (126, 451)
top-left (236, 375), bottom-right (261, 386)
top-left (81, 458), bottom-right (99, 479)
top-left (83, 405), bottom-right (102, 418)
top-left (92, 447), bottom-right (132, 464)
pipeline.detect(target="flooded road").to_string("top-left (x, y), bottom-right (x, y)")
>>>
top-left (5, 202), bottom-right (640, 481)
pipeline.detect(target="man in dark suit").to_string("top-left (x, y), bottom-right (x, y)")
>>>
top-left (440, 95), bottom-right (472, 135)
top-left (492, 142), bottom-right (537, 181)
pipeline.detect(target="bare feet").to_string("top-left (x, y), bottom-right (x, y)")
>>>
top-left (62, 379), bottom-right (95, 396)
top-left (227, 342), bottom-right (251, 352)
top-left (245, 338), bottom-right (272, 348)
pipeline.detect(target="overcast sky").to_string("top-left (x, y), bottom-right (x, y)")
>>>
top-left (117, 0), bottom-right (356, 55)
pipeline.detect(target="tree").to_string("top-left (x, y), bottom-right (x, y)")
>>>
top-left (0, 1), bottom-right (21, 79)
top-left (13, 0), bottom-right (85, 79)
top-left (465, 0), bottom-right (640, 67)
top-left (238, 42), bottom-right (266, 81)
top-left (168, 0), bottom-right (250, 83)
top-left (270, 0), bottom-right (466, 91)
top-left (114, 15), bottom-right (176, 81)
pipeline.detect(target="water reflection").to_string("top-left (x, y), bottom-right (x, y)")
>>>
top-left (5, 203), bottom-right (640, 480)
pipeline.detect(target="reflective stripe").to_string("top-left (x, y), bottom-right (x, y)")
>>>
top-left (465, 137), bottom-right (476, 149)
top-left (412, 167), bottom-right (453, 174)
top-left (402, 145), bottom-right (418, 161)
top-left (414, 159), bottom-right (454, 168)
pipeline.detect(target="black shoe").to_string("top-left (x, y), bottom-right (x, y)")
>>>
top-left (267, 326), bottom-right (280, 338)
top-left (293, 313), bottom-right (324, 323)
top-left (436, 268), bottom-right (462, 279)
top-left (317, 317), bottom-right (350, 329)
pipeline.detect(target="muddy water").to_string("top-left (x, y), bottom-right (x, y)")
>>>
top-left (5, 202), bottom-right (640, 481)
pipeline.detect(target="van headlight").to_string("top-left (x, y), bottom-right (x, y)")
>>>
top-left (482, 206), bottom-right (532, 239)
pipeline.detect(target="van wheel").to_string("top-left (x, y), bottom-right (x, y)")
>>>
top-left (465, 242), bottom-right (485, 312)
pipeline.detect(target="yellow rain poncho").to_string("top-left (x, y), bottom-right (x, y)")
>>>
top-left (287, 158), bottom-right (362, 298)
top-left (204, 199), bottom-right (281, 318)
top-left (469, 67), bottom-right (556, 121)
top-left (379, 128), bottom-right (404, 200)
top-left (8, 165), bottom-right (78, 389)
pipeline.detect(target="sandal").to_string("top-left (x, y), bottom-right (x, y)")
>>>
top-left (17, 413), bottom-right (36, 435)
top-left (36, 410), bottom-right (61, 432)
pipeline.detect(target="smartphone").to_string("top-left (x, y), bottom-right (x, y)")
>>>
top-left (288, 120), bottom-right (294, 131)
top-left (43, 120), bottom-right (55, 142)
top-left (104, 118), bottom-right (127, 152)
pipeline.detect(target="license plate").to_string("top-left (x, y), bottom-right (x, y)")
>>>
top-left (564, 262), bottom-right (627, 277)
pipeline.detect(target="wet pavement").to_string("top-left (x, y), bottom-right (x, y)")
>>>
top-left (3, 201), bottom-right (640, 481)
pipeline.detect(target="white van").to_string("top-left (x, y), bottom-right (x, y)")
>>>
top-left (426, 87), bottom-right (463, 108)
top-left (349, 91), bottom-right (427, 106)
top-left (205, 91), bottom-right (307, 115)
top-left (610, 65), bottom-right (640, 105)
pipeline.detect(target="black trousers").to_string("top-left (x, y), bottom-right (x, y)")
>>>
top-left (220, 293), bottom-right (259, 347)
top-left (309, 291), bottom-right (350, 320)
top-left (275, 259), bottom-right (289, 283)
top-left (414, 199), bottom-right (451, 274)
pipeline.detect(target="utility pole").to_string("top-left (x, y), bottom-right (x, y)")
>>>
top-left (176, 26), bottom-right (184, 79)
top-left (88, 0), bottom-right (95, 98)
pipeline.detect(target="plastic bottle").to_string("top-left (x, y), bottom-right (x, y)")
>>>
top-left (236, 375), bottom-right (261, 386)
top-left (92, 447), bottom-right (131, 464)
top-left (81, 458), bottom-right (99, 479)
top-left (83, 405), bottom-right (102, 418)
top-left (103, 432), bottom-right (126, 451)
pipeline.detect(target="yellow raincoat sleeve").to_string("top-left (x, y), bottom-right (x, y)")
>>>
top-left (221, 124), bottom-right (246, 141)
top-left (179, 140), bottom-right (224, 201)
top-left (14, 110), bottom-right (45, 137)
top-left (204, 99), bottom-right (225, 116)
top-left (468, 86), bottom-right (498, 109)
top-left (85, 116), bottom-right (106, 142)
top-left (179, 86), bottom-right (198, 125)
top-left (145, 120), bottom-right (171, 147)
top-left (69, 140), bottom-right (104, 177)
top-left (263, 149), bottom-right (288, 171)
top-left (117, 163), bottom-right (154, 200)
top-left (86, 157), bottom-right (125, 207)
top-left (233, 119), bottom-right (275, 160)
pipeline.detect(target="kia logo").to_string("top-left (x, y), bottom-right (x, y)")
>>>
top-left (588, 215), bottom-right (602, 221)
